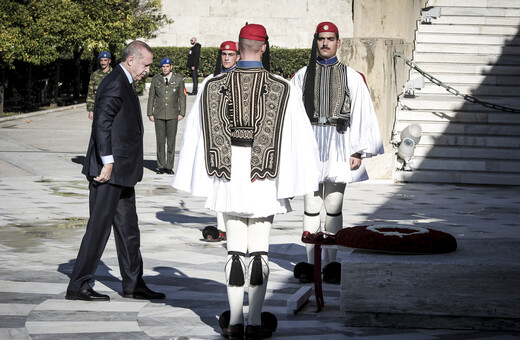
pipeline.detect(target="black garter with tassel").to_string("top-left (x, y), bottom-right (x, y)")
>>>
top-left (249, 251), bottom-right (268, 286)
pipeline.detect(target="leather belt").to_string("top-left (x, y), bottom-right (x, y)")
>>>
top-left (310, 117), bottom-right (340, 125)
top-left (231, 138), bottom-right (253, 147)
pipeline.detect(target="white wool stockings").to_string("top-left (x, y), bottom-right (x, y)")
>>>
top-left (303, 182), bottom-right (346, 263)
top-left (224, 214), bottom-right (272, 327)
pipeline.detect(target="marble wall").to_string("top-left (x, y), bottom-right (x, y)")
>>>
top-left (145, 0), bottom-right (354, 49)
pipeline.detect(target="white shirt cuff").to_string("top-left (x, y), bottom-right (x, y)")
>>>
top-left (101, 155), bottom-right (114, 164)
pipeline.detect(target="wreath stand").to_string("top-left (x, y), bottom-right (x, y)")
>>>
top-left (301, 230), bottom-right (338, 312)
top-left (299, 225), bottom-right (458, 312)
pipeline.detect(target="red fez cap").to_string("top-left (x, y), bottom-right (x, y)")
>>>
top-left (219, 41), bottom-right (238, 52)
top-left (239, 24), bottom-right (268, 41)
top-left (315, 21), bottom-right (339, 34)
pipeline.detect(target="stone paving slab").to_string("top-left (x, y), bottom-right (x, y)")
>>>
top-left (1, 97), bottom-right (519, 339)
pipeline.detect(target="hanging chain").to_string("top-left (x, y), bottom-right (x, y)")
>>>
top-left (394, 52), bottom-right (520, 113)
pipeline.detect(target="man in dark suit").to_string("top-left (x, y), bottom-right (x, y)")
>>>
top-left (187, 37), bottom-right (201, 95)
top-left (66, 40), bottom-right (165, 302)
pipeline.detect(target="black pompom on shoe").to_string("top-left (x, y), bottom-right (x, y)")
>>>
top-left (323, 261), bottom-right (341, 284)
top-left (220, 310), bottom-right (244, 339)
top-left (293, 262), bottom-right (314, 283)
top-left (202, 225), bottom-right (223, 242)
top-left (261, 312), bottom-right (278, 333)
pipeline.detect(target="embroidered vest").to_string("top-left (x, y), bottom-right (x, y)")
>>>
top-left (201, 68), bottom-right (290, 181)
top-left (305, 61), bottom-right (351, 130)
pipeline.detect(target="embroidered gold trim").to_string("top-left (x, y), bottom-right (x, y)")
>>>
top-left (201, 68), bottom-right (290, 181)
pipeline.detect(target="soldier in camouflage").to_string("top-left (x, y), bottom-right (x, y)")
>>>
top-left (86, 51), bottom-right (112, 120)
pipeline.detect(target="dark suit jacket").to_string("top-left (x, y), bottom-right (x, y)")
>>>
top-left (82, 64), bottom-right (144, 187)
top-left (187, 43), bottom-right (201, 69)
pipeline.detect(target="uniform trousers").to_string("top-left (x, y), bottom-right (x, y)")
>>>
top-left (154, 118), bottom-right (178, 170)
top-left (67, 180), bottom-right (145, 293)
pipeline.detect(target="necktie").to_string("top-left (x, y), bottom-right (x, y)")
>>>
top-left (131, 82), bottom-right (138, 97)
top-left (165, 77), bottom-right (169, 86)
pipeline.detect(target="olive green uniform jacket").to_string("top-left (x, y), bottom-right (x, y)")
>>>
top-left (147, 73), bottom-right (186, 119)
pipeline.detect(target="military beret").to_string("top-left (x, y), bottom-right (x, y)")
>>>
top-left (239, 24), bottom-right (268, 41)
top-left (315, 21), bottom-right (339, 34)
top-left (219, 41), bottom-right (238, 52)
top-left (160, 57), bottom-right (172, 66)
top-left (98, 51), bottom-right (111, 59)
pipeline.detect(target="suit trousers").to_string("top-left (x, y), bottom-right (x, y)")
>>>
top-left (190, 68), bottom-right (198, 94)
top-left (154, 118), bottom-right (178, 170)
top-left (67, 180), bottom-right (144, 292)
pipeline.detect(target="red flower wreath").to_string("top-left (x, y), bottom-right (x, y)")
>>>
top-left (335, 225), bottom-right (457, 254)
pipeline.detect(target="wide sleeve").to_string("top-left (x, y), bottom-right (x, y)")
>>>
top-left (289, 66), bottom-right (307, 100)
top-left (347, 67), bottom-right (384, 158)
top-left (276, 79), bottom-right (320, 199)
top-left (172, 77), bottom-right (213, 196)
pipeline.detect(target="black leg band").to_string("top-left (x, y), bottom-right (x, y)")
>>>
top-left (326, 211), bottom-right (342, 217)
top-left (304, 211), bottom-right (320, 217)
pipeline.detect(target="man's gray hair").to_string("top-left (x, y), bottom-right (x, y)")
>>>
top-left (121, 41), bottom-right (153, 62)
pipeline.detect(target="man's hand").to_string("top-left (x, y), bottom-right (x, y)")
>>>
top-left (178, 115), bottom-right (184, 121)
top-left (88, 111), bottom-right (93, 120)
top-left (94, 163), bottom-right (113, 183)
top-left (149, 115), bottom-right (155, 122)
top-left (350, 153), bottom-right (362, 170)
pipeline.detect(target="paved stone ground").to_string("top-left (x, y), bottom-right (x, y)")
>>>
top-left (0, 93), bottom-right (519, 339)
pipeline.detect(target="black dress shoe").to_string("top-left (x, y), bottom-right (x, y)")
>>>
top-left (165, 169), bottom-right (174, 175)
top-left (122, 286), bottom-right (165, 300)
top-left (65, 288), bottom-right (110, 301)
top-left (221, 323), bottom-right (244, 339)
top-left (156, 168), bottom-right (165, 174)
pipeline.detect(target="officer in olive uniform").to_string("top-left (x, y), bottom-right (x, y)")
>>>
top-left (147, 57), bottom-right (187, 174)
top-left (86, 51), bottom-right (112, 120)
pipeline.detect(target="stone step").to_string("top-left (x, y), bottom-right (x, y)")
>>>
top-left (396, 133), bottom-right (520, 148)
top-left (393, 168), bottom-right (520, 185)
top-left (413, 52), bottom-right (520, 65)
top-left (429, 0), bottom-right (520, 9)
top-left (430, 15), bottom-right (520, 26)
top-left (417, 32), bottom-right (520, 46)
top-left (394, 120), bottom-right (520, 137)
top-left (407, 155), bottom-right (520, 173)
top-left (412, 73), bottom-right (520, 86)
top-left (418, 23), bottom-right (520, 35)
top-left (396, 109), bottom-right (520, 124)
top-left (409, 63), bottom-right (518, 75)
top-left (434, 6), bottom-right (520, 17)
top-left (399, 94), bottom-right (520, 111)
top-left (415, 42), bottom-right (520, 55)
top-left (411, 144), bottom-right (520, 160)
top-left (416, 83), bottom-right (520, 97)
